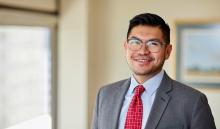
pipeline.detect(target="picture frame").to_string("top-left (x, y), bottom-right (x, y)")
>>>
top-left (176, 21), bottom-right (220, 86)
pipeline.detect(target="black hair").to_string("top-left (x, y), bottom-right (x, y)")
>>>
top-left (127, 13), bottom-right (170, 44)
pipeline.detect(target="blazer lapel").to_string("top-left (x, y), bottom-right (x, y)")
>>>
top-left (111, 79), bottom-right (130, 129)
top-left (145, 73), bottom-right (172, 129)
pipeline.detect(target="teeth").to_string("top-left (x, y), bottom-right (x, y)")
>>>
top-left (133, 57), bottom-right (153, 62)
top-left (137, 59), bottom-right (148, 62)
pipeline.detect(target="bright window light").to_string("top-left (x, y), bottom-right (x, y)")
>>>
top-left (0, 26), bottom-right (52, 129)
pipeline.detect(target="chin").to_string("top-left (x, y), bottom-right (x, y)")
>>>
top-left (133, 67), bottom-right (161, 76)
top-left (133, 70), bottom-right (152, 76)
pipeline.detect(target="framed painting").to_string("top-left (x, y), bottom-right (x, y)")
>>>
top-left (176, 21), bottom-right (220, 85)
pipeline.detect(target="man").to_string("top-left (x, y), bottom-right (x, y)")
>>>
top-left (91, 13), bottom-right (216, 129)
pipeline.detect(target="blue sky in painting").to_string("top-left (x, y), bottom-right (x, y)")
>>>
top-left (184, 30), bottom-right (220, 71)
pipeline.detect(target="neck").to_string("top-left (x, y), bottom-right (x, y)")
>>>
top-left (133, 70), bottom-right (162, 84)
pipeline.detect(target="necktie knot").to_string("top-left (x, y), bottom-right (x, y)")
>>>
top-left (134, 85), bottom-right (145, 96)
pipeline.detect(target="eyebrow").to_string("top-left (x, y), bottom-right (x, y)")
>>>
top-left (128, 36), bottom-right (141, 41)
top-left (129, 36), bottom-right (162, 43)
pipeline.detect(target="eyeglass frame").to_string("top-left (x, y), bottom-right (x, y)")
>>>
top-left (126, 36), bottom-right (167, 52)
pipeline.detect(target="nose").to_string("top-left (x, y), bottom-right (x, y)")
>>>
top-left (138, 44), bottom-right (150, 54)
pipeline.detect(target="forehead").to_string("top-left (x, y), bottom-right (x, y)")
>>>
top-left (129, 25), bottom-right (163, 40)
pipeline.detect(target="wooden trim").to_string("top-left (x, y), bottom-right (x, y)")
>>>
top-left (0, 4), bottom-right (58, 15)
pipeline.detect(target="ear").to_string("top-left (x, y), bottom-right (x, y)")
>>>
top-left (165, 44), bottom-right (172, 60)
top-left (124, 40), bottom-right (128, 51)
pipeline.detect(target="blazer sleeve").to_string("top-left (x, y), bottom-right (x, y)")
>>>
top-left (91, 89), bottom-right (101, 129)
top-left (191, 93), bottom-right (216, 129)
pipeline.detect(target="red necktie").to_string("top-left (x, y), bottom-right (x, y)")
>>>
top-left (125, 85), bottom-right (145, 129)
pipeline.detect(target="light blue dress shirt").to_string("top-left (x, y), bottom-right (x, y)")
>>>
top-left (118, 70), bottom-right (164, 129)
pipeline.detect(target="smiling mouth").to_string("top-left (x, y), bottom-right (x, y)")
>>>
top-left (134, 58), bottom-right (154, 63)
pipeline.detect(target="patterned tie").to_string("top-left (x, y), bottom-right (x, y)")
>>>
top-left (125, 85), bottom-right (145, 129)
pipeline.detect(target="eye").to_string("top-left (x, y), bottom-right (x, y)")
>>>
top-left (128, 39), bottom-right (141, 45)
top-left (147, 41), bottom-right (161, 46)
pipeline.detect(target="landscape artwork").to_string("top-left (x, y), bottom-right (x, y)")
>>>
top-left (176, 22), bottom-right (220, 85)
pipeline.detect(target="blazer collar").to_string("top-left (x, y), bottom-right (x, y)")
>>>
top-left (111, 79), bottom-right (130, 129)
top-left (145, 72), bottom-right (173, 129)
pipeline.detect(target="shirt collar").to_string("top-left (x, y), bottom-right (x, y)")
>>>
top-left (129, 70), bottom-right (164, 96)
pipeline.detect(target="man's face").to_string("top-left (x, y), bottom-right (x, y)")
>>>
top-left (124, 25), bottom-right (172, 80)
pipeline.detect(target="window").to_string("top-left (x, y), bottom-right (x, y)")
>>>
top-left (0, 26), bottom-right (53, 129)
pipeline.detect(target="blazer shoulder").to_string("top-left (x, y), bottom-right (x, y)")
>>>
top-left (100, 78), bottom-right (130, 92)
top-left (96, 78), bottom-right (130, 105)
top-left (161, 73), bottom-right (204, 98)
top-left (171, 80), bottom-right (205, 98)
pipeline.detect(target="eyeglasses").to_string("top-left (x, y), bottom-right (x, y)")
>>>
top-left (127, 37), bottom-right (166, 52)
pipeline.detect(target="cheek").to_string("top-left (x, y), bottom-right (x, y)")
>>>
top-left (125, 51), bottom-right (132, 63)
top-left (153, 53), bottom-right (165, 63)
top-left (125, 51), bottom-right (130, 58)
top-left (126, 51), bottom-right (134, 59)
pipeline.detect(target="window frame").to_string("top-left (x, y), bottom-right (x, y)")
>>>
top-left (0, 8), bottom-right (58, 129)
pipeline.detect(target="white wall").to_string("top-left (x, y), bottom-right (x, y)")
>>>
top-left (58, 0), bottom-right (88, 129)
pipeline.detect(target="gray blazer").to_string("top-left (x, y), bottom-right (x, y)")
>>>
top-left (91, 73), bottom-right (216, 129)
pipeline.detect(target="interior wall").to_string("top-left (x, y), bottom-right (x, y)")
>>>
top-left (88, 0), bottom-right (220, 128)
top-left (58, 0), bottom-right (88, 129)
